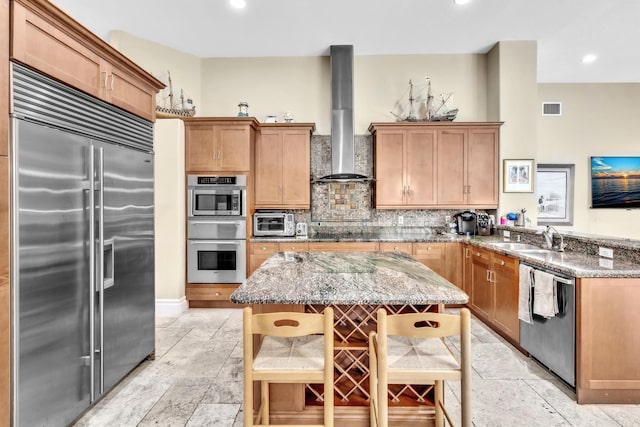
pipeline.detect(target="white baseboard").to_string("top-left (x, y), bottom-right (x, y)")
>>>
top-left (156, 297), bottom-right (188, 317)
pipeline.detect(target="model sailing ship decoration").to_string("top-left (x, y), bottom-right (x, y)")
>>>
top-left (391, 77), bottom-right (458, 122)
top-left (156, 70), bottom-right (196, 118)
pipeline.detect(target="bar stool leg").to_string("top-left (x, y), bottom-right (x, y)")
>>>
top-left (434, 380), bottom-right (444, 427)
top-left (261, 381), bottom-right (269, 425)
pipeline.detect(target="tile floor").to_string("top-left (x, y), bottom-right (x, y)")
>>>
top-left (74, 308), bottom-right (640, 427)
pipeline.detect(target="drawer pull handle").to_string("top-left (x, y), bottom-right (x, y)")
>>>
top-left (501, 260), bottom-right (505, 266)
top-left (215, 292), bottom-right (221, 296)
top-left (262, 246), bottom-right (266, 250)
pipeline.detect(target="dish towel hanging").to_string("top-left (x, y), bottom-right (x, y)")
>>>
top-left (518, 264), bottom-right (533, 324)
top-left (533, 269), bottom-right (558, 318)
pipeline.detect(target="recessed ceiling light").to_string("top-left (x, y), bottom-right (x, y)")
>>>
top-left (454, 0), bottom-right (472, 5)
top-left (582, 54), bottom-right (598, 64)
top-left (230, 0), bottom-right (246, 8)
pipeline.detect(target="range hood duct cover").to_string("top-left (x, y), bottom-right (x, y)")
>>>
top-left (315, 45), bottom-right (370, 183)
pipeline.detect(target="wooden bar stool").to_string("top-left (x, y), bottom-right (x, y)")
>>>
top-left (369, 308), bottom-right (471, 427)
top-left (243, 307), bottom-right (334, 427)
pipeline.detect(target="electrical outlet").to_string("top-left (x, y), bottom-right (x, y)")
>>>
top-left (599, 258), bottom-right (614, 269)
top-left (398, 216), bottom-right (404, 225)
top-left (598, 247), bottom-right (614, 259)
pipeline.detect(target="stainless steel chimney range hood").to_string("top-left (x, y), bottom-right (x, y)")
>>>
top-left (314, 45), bottom-right (371, 183)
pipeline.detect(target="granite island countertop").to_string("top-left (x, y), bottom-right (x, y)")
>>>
top-left (231, 251), bottom-right (468, 305)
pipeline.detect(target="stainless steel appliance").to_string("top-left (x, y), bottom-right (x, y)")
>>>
top-left (455, 211), bottom-right (477, 235)
top-left (11, 64), bottom-right (155, 426)
top-left (477, 213), bottom-right (492, 236)
top-left (188, 218), bottom-right (247, 283)
top-left (187, 174), bottom-right (247, 284)
top-left (295, 222), bottom-right (308, 238)
top-left (520, 263), bottom-right (576, 387)
top-left (254, 212), bottom-right (295, 237)
top-left (187, 174), bottom-right (247, 216)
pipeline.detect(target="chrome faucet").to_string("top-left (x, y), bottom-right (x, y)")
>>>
top-left (540, 225), bottom-right (566, 252)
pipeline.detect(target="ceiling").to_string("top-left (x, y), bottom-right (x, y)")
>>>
top-left (49, 0), bottom-right (640, 83)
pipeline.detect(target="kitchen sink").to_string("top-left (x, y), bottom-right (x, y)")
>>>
top-left (490, 242), bottom-right (552, 254)
top-left (490, 242), bottom-right (542, 250)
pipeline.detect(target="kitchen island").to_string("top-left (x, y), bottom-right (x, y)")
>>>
top-left (231, 251), bottom-right (468, 426)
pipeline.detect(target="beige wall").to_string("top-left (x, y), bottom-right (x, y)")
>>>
top-left (153, 120), bottom-right (186, 300)
top-left (110, 31), bottom-right (202, 114)
top-left (490, 41), bottom-right (540, 226)
top-left (537, 83), bottom-right (640, 239)
top-left (201, 54), bottom-right (487, 135)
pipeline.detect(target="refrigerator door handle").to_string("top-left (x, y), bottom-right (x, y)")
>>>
top-left (103, 239), bottom-right (115, 290)
top-left (88, 146), bottom-right (96, 402)
top-left (97, 146), bottom-right (105, 395)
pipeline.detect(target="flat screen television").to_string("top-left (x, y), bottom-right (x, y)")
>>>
top-left (591, 156), bottom-right (640, 208)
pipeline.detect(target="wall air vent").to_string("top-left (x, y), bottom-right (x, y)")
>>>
top-left (542, 102), bottom-right (562, 116)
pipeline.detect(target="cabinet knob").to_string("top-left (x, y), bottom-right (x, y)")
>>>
top-left (427, 246), bottom-right (432, 251)
top-left (501, 260), bottom-right (505, 266)
top-left (291, 246), bottom-right (296, 250)
top-left (215, 292), bottom-right (221, 296)
top-left (394, 246), bottom-right (399, 251)
top-left (262, 246), bottom-right (267, 250)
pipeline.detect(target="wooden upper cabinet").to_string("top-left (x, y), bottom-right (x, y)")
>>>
top-left (102, 61), bottom-right (157, 122)
top-left (184, 118), bottom-right (257, 173)
top-left (437, 128), bottom-right (466, 205)
top-left (406, 129), bottom-right (437, 206)
top-left (255, 124), bottom-right (314, 209)
top-left (370, 122), bottom-right (501, 209)
top-left (373, 126), bottom-right (437, 208)
top-left (467, 128), bottom-right (499, 205)
top-left (10, 0), bottom-right (163, 121)
top-left (373, 129), bottom-right (405, 207)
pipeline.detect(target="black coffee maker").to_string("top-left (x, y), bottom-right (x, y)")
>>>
top-left (455, 211), bottom-right (477, 235)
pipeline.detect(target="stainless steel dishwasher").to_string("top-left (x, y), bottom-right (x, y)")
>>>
top-left (519, 263), bottom-right (576, 387)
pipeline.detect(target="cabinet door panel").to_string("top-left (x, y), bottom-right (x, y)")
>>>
top-left (375, 131), bottom-right (405, 207)
top-left (379, 242), bottom-right (412, 254)
top-left (217, 126), bottom-right (251, 171)
top-left (437, 129), bottom-right (466, 205)
top-left (467, 129), bottom-right (499, 205)
top-left (255, 130), bottom-right (283, 205)
top-left (406, 130), bottom-right (437, 206)
top-left (12, 3), bottom-right (102, 98)
top-left (185, 125), bottom-right (216, 171)
top-left (413, 243), bottom-right (446, 276)
top-left (282, 130), bottom-right (310, 207)
top-left (445, 242), bottom-right (463, 289)
top-left (105, 63), bottom-right (156, 121)
top-left (493, 254), bottom-right (519, 341)
top-left (470, 253), bottom-right (492, 320)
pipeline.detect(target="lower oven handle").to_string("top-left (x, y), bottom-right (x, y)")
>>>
top-left (189, 240), bottom-right (241, 245)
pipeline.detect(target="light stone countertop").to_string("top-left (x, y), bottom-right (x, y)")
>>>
top-left (230, 251), bottom-right (469, 305)
top-left (250, 231), bottom-right (640, 279)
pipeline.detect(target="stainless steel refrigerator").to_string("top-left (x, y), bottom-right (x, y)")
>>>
top-left (11, 64), bottom-right (155, 426)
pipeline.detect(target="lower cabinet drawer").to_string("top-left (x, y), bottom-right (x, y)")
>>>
top-left (186, 284), bottom-right (238, 301)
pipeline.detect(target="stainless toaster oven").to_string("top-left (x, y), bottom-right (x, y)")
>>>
top-left (253, 212), bottom-right (295, 237)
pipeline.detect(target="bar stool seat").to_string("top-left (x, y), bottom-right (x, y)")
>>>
top-left (253, 335), bottom-right (325, 372)
top-left (369, 308), bottom-right (471, 427)
top-left (243, 307), bottom-right (334, 427)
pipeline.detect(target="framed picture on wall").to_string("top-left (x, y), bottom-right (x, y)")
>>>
top-left (536, 164), bottom-right (575, 225)
top-left (503, 159), bottom-right (534, 193)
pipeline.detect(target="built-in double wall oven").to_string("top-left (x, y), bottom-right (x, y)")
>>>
top-left (187, 175), bottom-right (246, 284)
